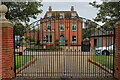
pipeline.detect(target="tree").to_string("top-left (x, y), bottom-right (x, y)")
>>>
top-left (2, 1), bottom-right (43, 36)
top-left (89, 1), bottom-right (120, 27)
top-left (2, 2), bottom-right (43, 23)
top-left (82, 21), bottom-right (98, 40)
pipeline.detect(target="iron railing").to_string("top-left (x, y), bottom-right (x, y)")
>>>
top-left (13, 17), bottom-right (115, 78)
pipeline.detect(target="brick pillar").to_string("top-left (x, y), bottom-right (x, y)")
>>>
top-left (114, 21), bottom-right (120, 79)
top-left (0, 5), bottom-right (15, 79)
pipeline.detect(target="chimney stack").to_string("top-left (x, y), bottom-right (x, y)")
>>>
top-left (49, 6), bottom-right (52, 12)
top-left (71, 6), bottom-right (74, 11)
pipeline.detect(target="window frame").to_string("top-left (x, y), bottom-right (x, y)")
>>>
top-left (71, 13), bottom-right (76, 18)
top-left (45, 34), bottom-right (52, 43)
top-left (72, 23), bottom-right (76, 31)
top-left (59, 13), bottom-right (64, 18)
top-left (106, 37), bottom-right (113, 47)
top-left (72, 35), bottom-right (77, 43)
top-left (47, 13), bottom-right (52, 18)
top-left (60, 23), bottom-right (64, 31)
top-left (98, 38), bottom-right (103, 47)
top-left (47, 23), bottom-right (51, 30)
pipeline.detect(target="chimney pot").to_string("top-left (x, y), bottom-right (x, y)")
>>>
top-left (71, 6), bottom-right (74, 11)
top-left (49, 6), bottom-right (52, 12)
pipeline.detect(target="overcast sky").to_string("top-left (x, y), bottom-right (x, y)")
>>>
top-left (30, 1), bottom-right (103, 25)
top-left (42, 0), bottom-right (101, 2)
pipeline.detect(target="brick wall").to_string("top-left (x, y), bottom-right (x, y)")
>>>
top-left (24, 32), bottom-right (38, 42)
top-left (40, 18), bottom-right (82, 46)
top-left (114, 22), bottom-right (120, 79)
top-left (2, 26), bottom-right (14, 79)
top-left (91, 36), bottom-right (114, 48)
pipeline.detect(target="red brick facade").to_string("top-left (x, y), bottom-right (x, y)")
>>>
top-left (91, 36), bottom-right (114, 48)
top-left (24, 31), bottom-right (38, 42)
top-left (39, 6), bottom-right (82, 46)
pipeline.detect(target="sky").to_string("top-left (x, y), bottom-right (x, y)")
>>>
top-left (42, 0), bottom-right (101, 2)
top-left (30, 1), bottom-right (104, 25)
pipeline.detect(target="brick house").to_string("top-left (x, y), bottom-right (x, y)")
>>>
top-left (24, 6), bottom-right (82, 46)
top-left (39, 6), bottom-right (82, 46)
top-left (91, 28), bottom-right (114, 48)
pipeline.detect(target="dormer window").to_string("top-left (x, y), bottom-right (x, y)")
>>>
top-left (71, 13), bottom-right (76, 18)
top-left (59, 13), bottom-right (64, 18)
top-left (47, 13), bottom-right (52, 18)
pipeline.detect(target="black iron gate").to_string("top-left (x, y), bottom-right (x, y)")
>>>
top-left (14, 17), bottom-right (115, 78)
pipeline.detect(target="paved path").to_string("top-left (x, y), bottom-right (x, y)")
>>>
top-left (16, 46), bottom-right (113, 78)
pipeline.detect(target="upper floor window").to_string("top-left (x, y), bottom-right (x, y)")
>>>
top-left (47, 13), bottom-right (52, 18)
top-left (47, 23), bottom-right (51, 30)
top-left (59, 13), bottom-right (64, 18)
top-left (71, 13), bottom-right (76, 18)
top-left (60, 23), bottom-right (64, 31)
top-left (72, 35), bottom-right (77, 43)
top-left (72, 23), bottom-right (76, 31)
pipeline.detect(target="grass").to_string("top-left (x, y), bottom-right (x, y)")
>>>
top-left (91, 55), bottom-right (114, 70)
top-left (15, 55), bottom-right (34, 69)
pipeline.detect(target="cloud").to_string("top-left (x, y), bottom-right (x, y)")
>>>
top-left (43, 0), bottom-right (101, 2)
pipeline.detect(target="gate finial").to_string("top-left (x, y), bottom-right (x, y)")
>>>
top-left (0, 5), bottom-right (8, 20)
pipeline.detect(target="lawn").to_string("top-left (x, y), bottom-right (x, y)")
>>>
top-left (15, 55), bottom-right (35, 69)
top-left (91, 55), bottom-right (114, 70)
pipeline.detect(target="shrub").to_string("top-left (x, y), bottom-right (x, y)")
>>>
top-left (56, 39), bottom-right (59, 42)
top-left (83, 38), bottom-right (90, 41)
top-left (65, 40), bottom-right (68, 42)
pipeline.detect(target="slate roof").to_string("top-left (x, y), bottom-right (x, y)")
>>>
top-left (43, 11), bottom-right (79, 18)
top-left (91, 28), bottom-right (114, 37)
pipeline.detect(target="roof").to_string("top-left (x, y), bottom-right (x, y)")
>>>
top-left (91, 28), bottom-right (114, 37)
top-left (43, 10), bottom-right (79, 18)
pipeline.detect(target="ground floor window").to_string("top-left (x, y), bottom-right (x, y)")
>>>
top-left (46, 34), bottom-right (52, 43)
top-left (106, 37), bottom-right (113, 47)
top-left (72, 35), bottom-right (77, 43)
top-left (98, 38), bottom-right (103, 47)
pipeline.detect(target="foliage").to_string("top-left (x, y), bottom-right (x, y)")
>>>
top-left (22, 39), bottom-right (26, 44)
top-left (36, 40), bottom-right (40, 45)
top-left (83, 38), bottom-right (90, 41)
top-left (2, 1), bottom-right (43, 36)
top-left (82, 21), bottom-right (98, 40)
top-left (65, 40), bottom-right (68, 42)
top-left (89, 2), bottom-right (120, 27)
top-left (2, 2), bottom-right (43, 23)
top-left (56, 39), bottom-right (59, 42)
top-left (25, 35), bottom-right (35, 42)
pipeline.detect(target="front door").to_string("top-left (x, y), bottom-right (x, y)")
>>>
top-left (59, 34), bottom-right (64, 45)
top-left (94, 39), bottom-right (97, 48)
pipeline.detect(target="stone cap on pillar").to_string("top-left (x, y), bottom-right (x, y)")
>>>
top-left (115, 21), bottom-right (120, 27)
top-left (0, 5), bottom-right (13, 27)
